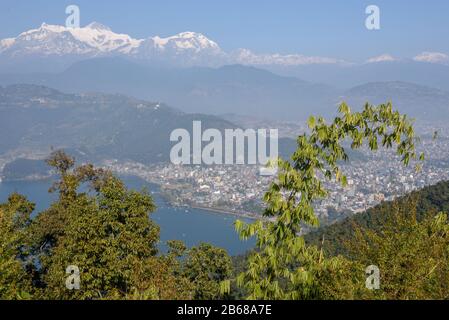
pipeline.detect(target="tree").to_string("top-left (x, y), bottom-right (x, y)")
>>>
top-left (183, 243), bottom-right (233, 300)
top-left (304, 179), bottom-right (449, 257)
top-left (0, 193), bottom-right (34, 299)
top-left (346, 199), bottom-right (449, 299)
top-left (26, 151), bottom-right (233, 300)
top-left (30, 151), bottom-right (182, 299)
top-left (225, 102), bottom-right (424, 299)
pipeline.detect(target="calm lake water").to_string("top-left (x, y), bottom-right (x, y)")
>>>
top-left (0, 175), bottom-right (255, 256)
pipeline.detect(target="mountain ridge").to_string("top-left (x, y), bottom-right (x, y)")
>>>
top-left (1, 58), bottom-right (449, 121)
top-left (0, 22), bottom-right (346, 72)
top-left (0, 59), bottom-right (340, 119)
top-left (0, 83), bottom-right (238, 164)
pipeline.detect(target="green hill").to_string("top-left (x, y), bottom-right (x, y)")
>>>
top-left (305, 180), bottom-right (449, 256)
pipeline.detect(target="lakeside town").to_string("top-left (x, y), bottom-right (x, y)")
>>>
top-left (101, 124), bottom-right (449, 224)
top-left (1, 122), bottom-right (449, 225)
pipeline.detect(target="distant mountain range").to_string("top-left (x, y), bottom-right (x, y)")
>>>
top-left (3, 22), bottom-right (448, 83)
top-left (267, 60), bottom-right (449, 91)
top-left (0, 84), bottom-right (236, 164)
top-left (0, 22), bottom-right (343, 73)
top-left (342, 81), bottom-right (449, 120)
top-left (0, 84), bottom-right (305, 166)
top-left (0, 82), bottom-right (446, 164)
top-left (0, 23), bottom-right (222, 71)
top-left (1, 22), bottom-right (449, 122)
top-left (0, 58), bottom-right (340, 119)
top-left (1, 58), bottom-right (449, 121)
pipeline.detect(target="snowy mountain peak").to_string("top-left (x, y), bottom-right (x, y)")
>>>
top-left (0, 23), bottom-right (223, 58)
top-left (0, 22), bottom-right (351, 70)
top-left (149, 31), bottom-right (221, 53)
top-left (175, 31), bottom-right (213, 41)
top-left (39, 22), bottom-right (66, 32)
top-left (178, 31), bottom-right (202, 37)
top-left (85, 22), bottom-right (112, 31)
top-left (0, 38), bottom-right (15, 52)
top-left (175, 31), bottom-right (220, 50)
top-left (1, 22), bottom-right (142, 56)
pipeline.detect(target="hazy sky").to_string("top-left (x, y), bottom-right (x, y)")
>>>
top-left (1, 0), bottom-right (448, 62)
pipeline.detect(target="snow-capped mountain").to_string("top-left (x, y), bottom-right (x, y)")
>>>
top-left (0, 22), bottom-right (141, 57)
top-left (2, 22), bottom-right (449, 74)
top-left (134, 31), bottom-right (226, 66)
top-left (230, 48), bottom-right (345, 66)
top-left (0, 22), bottom-right (345, 71)
top-left (0, 22), bottom-right (226, 67)
top-left (147, 31), bottom-right (221, 53)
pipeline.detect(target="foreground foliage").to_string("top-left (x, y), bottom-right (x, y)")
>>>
top-left (0, 151), bottom-right (231, 300)
top-left (305, 179), bottom-right (449, 256)
top-left (224, 102), bottom-right (430, 299)
top-left (1, 102), bottom-right (448, 300)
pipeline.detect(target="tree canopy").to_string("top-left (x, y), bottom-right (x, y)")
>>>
top-left (2, 102), bottom-right (449, 300)
top-left (225, 102), bottom-right (428, 299)
top-left (0, 151), bottom-right (232, 300)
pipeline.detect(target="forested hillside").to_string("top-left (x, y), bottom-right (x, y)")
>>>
top-left (305, 180), bottom-right (449, 256)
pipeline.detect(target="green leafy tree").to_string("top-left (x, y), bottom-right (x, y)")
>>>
top-left (304, 179), bottom-right (449, 257)
top-left (27, 151), bottom-right (233, 300)
top-left (182, 243), bottom-right (233, 300)
top-left (0, 194), bottom-right (34, 299)
top-left (226, 102), bottom-right (423, 299)
top-left (346, 199), bottom-right (449, 299)
top-left (30, 151), bottom-right (190, 299)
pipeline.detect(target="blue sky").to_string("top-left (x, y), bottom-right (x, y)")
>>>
top-left (1, 0), bottom-right (448, 62)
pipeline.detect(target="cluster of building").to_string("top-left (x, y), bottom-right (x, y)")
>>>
top-left (103, 128), bottom-right (449, 222)
top-left (103, 160), bottom-right (270, 217)
top-left (1, 122), bottom-right (447, 224)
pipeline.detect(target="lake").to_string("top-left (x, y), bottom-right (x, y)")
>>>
top-left (0, 175), bottom-right (255, 256)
